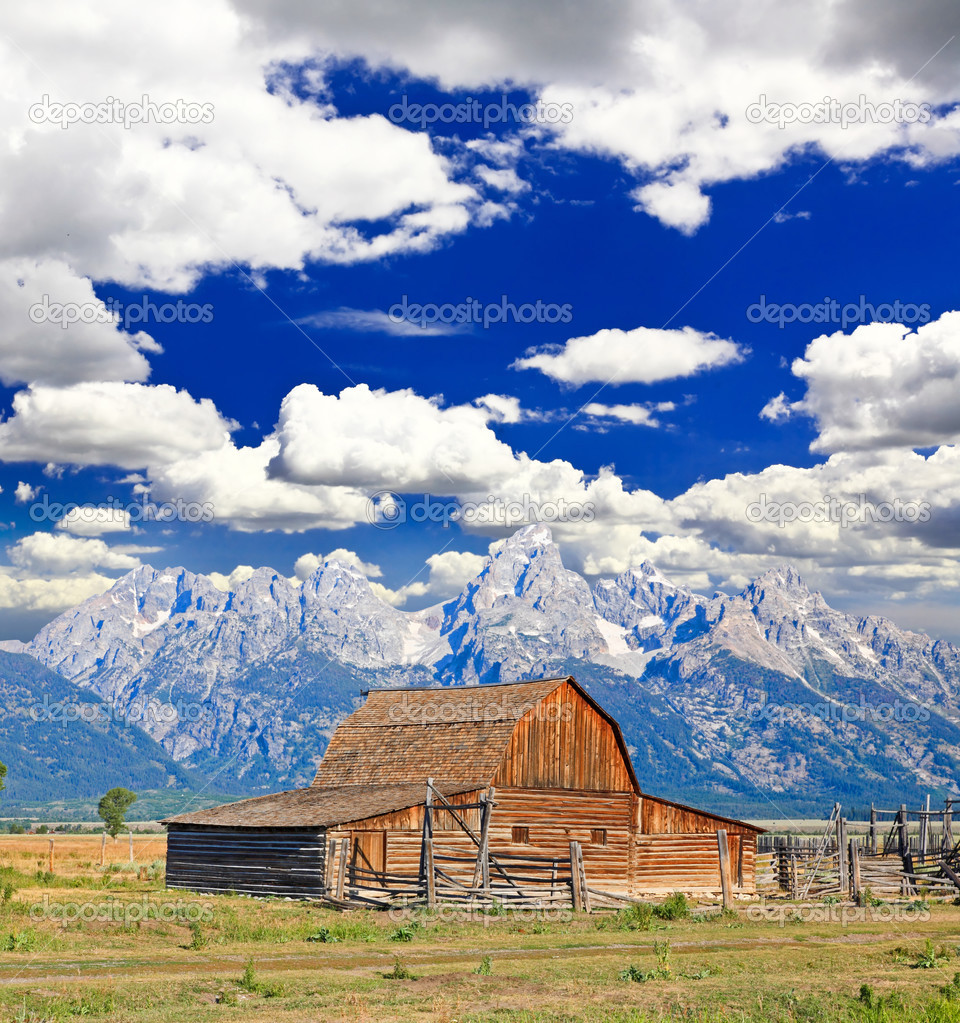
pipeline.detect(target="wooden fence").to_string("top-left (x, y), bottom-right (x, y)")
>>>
top-left (757, 797), bottom-right (960, 900)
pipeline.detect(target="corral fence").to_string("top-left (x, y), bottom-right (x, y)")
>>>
top-left (758, 798), bottom-right (960, 900)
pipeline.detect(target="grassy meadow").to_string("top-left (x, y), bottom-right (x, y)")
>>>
top-left (0, 835), bottom-right (959, 1021)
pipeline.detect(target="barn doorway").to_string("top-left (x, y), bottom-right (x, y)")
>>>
top-left (350, 831), bottom-right (387, 888)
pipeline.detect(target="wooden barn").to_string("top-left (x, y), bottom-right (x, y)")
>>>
top-left (164, 677), bottom-right (762, 906)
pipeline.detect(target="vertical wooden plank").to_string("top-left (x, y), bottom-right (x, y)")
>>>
top-left (838, 818), bottom-right (848, 894)
top-left (944, 802), bottom-right (954, 857)
top-left (870, 804), bottom-right (877, 856)
top-left (424, 837), bottom-right (436, 909)
top-left (850, 839), bottom-right (861, 903)
top-left (48, 839), bottom-right (54, 874)
top-left (578, 842), bottom-right (591, 914)
top-left (717, 829), bottom-right (732, 910)
top-left (482, 787), bottom-right (493, 894)
top-left (100, 831), bottom-right (106, 867)
top-left (569, 840), bottom-right (583, 912)
top-left (920, 795), bottom-right (930, 861)
top-left (336, 837), bottom-right (348, 900)
top-left (326, 838), bottom-right (337, 894)
top-left (736, 834), bottom-right (744, 888)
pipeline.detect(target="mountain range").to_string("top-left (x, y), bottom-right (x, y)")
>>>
top-left (4, 523), bottom-right (960, 817)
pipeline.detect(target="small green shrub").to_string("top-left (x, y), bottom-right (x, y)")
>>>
top-left (383, 957), bottom-right (416, 980)
top-left (654, 892), bottom-right (690, 921)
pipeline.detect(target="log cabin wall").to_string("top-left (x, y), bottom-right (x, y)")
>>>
top-left (488, 787), bottom-right (633, 893)
top-left (631, 833), bottom-right (756, 893)
top-left (166, 827), bottom-right (327, 898)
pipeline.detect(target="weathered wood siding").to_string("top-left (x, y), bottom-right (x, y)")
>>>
top-left (640, 795), bottom-right (759, 836)
top-left (493, 681), bottom-right (635, 792)
top-left (166, 827), bottom-right (327, 898)
top-left (488, 787), bottom-right (633, 892)
top-left (631, 833), bottom-right (756, 893)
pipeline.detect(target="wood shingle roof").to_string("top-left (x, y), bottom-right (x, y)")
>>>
top-left (310, 677), bottom-right (571, 788)
top-left (162, 781), bottom-right (482, 829)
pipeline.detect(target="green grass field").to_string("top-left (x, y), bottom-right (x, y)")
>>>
top-left (1, 836), bottom-right (960, 1021)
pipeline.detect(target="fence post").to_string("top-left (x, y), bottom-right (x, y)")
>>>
top-left (838, 818), bottom-right (848, 895)
top-left (424, 837), bottom-right (436, 909)
top-left (870, 804), bottom-right (877, 856)
top-left (325, 838), bottom-right (336, 895)
top-left (919, 795), bottom-right (930, 861)
top-left (100, 831), bottom-right (106, 867)
top-left (569, 840), bottom-right (583, 912)
top-left (898, 804), bottom-right (908, 858)
top-left (48, 838), bottom-right (54, 874)
top-left (944, 801), bottom-right (954, 857)
top-left (850, 839), bottom-right (861, 903)
top-left (336, 837), bottom-right (348, 900)
top-left (717, 830), bottom-right (732, 910)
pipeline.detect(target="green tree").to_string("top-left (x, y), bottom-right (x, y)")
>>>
top-left (97, 787), bottom-right (137, 838)
top-left (0, 760), bottom-right (6, 795)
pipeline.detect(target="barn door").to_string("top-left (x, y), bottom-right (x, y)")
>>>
top-left (350, 831), bottom-right (386, 888)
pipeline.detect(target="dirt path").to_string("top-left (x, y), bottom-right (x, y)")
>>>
top-left (0, 927), bottom-right (930, 987)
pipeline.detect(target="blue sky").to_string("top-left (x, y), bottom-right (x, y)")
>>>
top-left (1, 1), bottom-right (959, 640)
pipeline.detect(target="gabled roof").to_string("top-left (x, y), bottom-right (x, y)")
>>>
top-left (163, 781), bottom-right (483, 830)
top-left (311, 676), bottom-right (608, 788)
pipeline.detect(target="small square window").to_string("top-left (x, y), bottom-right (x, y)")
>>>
top-left (591, 829), bottom-right (607, 846)
top-left (512, 826), bottom-right (530, 844)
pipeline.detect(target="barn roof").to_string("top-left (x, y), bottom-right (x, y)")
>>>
top-left (311, 676), bottom-right (598, 788)
top-left (162, 781), bottom-right (483, 830)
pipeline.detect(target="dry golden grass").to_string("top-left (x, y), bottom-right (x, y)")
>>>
top-left (0, 833), bottom-right (165, 878)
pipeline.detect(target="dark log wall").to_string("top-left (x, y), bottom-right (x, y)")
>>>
top-left (166, 827), bottom-right (327, 898)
